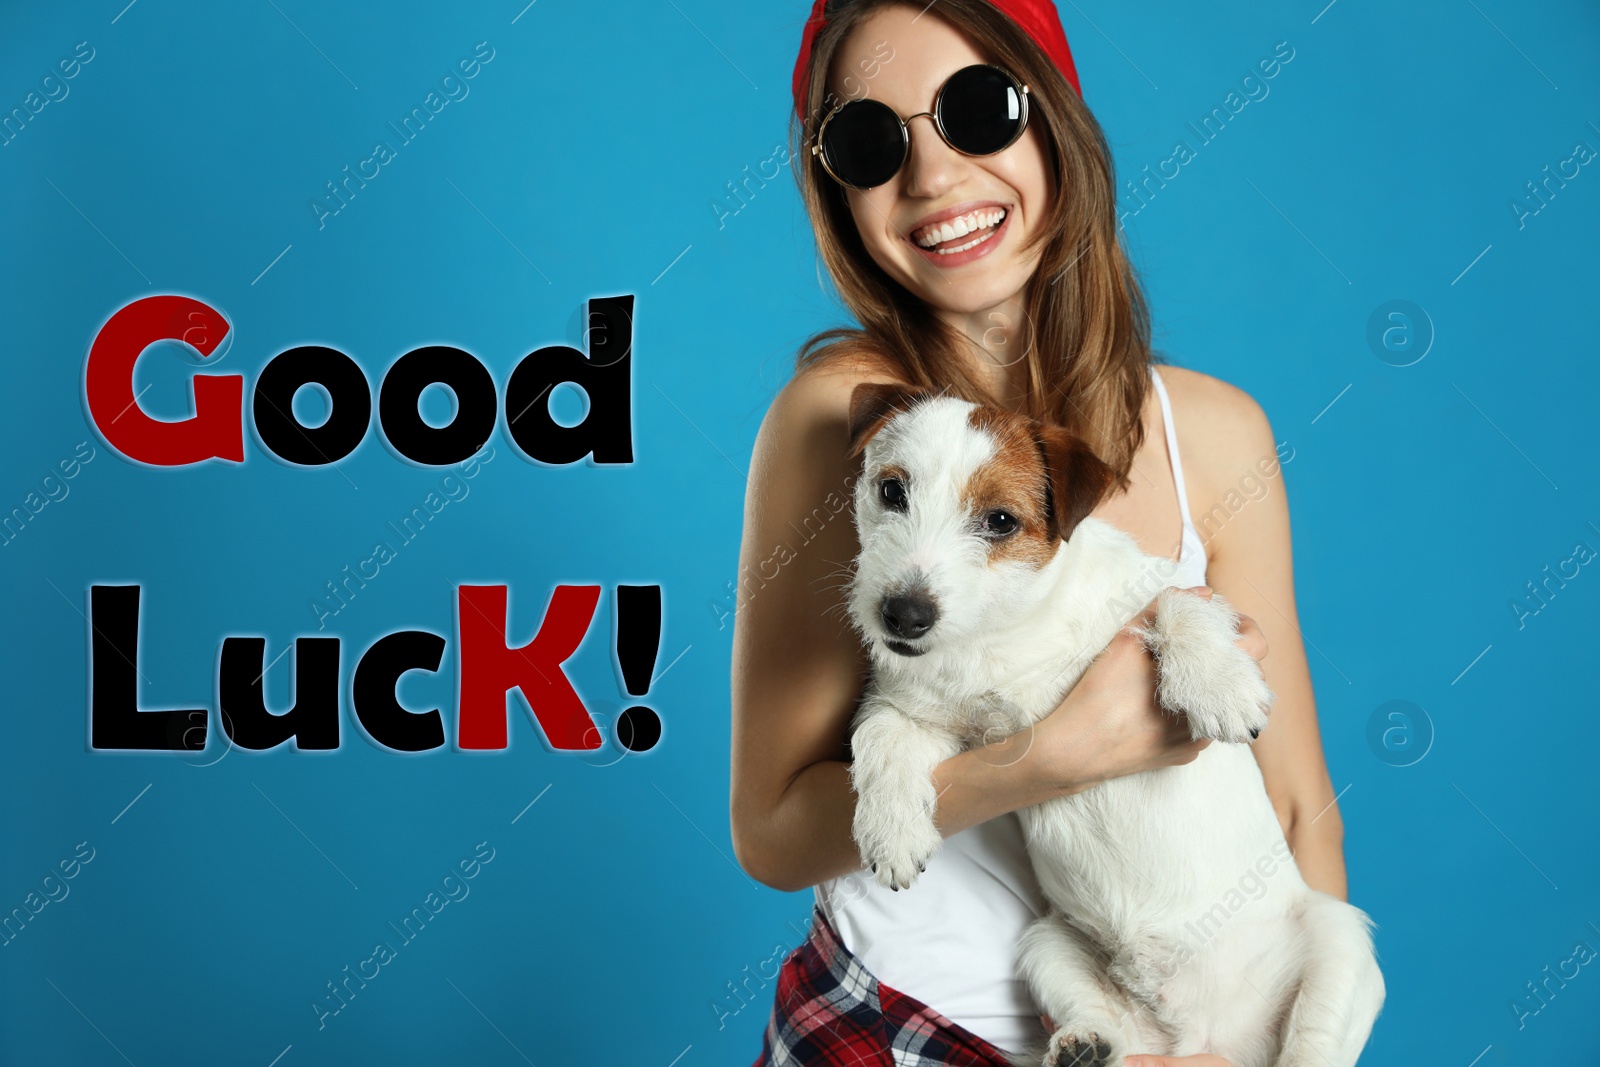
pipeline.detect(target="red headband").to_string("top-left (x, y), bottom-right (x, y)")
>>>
top-left (791, 0), bottom-right (1081, 122)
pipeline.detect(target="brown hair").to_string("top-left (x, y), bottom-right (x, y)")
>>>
top-left (791, 0), bottom-right (1164, 489)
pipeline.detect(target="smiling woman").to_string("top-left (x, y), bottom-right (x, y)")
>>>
top-left (732, 1), bottom-right (1363, 1065)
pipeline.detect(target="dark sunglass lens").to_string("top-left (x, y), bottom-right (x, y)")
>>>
top-left (821, 100), bottom-right (905, 188)
top-left (939, 65), bottom-right (1025, 155)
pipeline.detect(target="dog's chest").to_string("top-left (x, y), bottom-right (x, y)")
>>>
top-left (956, 636), bottom-right (1105, 737)
top-left (943, 693), bottom-right (1029, 750)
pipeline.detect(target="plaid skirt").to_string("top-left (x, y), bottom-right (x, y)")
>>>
top-left (750, 902), bottom-right (1019, 1066)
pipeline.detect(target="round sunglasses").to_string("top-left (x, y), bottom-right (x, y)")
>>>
top-left (811, 63), bottom-right (1031, 190)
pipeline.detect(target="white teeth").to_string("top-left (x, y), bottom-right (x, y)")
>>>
top-left (913, 208), bottom-right (1006, 249)
top-left (934, 230), bottom-right (995, 255)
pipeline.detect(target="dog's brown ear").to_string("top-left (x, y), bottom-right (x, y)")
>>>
top-left (1035, 423), bottom-right (1118, 543)
top-left (846, 380), bottom-right (936, 461)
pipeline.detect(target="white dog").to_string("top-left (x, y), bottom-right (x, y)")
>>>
top-left (841, 381), bottom-right (1385, 1067)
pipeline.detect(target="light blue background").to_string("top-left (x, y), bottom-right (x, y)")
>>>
top-left (1, 1), bottom-right (1597, 1064)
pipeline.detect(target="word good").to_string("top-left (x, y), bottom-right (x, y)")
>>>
top-left (84, 293), bottom-right (634, 467)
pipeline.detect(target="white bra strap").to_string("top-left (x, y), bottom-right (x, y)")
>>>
top-left (1150, 366), bottom-right (1195, 532)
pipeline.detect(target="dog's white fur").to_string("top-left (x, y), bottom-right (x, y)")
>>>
top-left (843, 392), bottom-right (1384, 1067)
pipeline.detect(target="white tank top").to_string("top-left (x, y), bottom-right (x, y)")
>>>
top-left (814, 364), bottom-right (1208, 1055)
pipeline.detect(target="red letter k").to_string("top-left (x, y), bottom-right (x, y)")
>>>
top-left (457, 584), bottom-right (602, 750)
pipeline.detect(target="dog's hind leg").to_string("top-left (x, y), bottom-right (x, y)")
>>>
top-left (1134, 587), bottom-right (1273, 744)
top-left (848, 697), bottom-right (963, 891)
top-left (1017, 912), bottom-right (1161, 1067)
top-left (1274, 891), bottom-right (1386, 1067)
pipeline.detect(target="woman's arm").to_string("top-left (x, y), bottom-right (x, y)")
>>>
top-left (1184, 373), bottom-right (1348, 901)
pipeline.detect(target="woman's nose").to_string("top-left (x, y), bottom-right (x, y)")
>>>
top-left (901, 113), bottom-right (959, 199)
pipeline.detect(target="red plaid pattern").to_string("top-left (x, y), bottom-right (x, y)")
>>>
top-left (750, 903), bottom-right (1019, 1066)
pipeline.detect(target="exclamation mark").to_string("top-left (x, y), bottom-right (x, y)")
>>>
top-left (614, 585), bottom-right (662, 751)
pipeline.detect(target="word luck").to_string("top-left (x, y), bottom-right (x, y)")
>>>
top-left (87, 583), bottom-right (664, 753)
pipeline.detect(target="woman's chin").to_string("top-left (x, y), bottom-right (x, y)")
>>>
top-left (885, 253), bottom-right (1038, 313)
top-left (903, 274), bottom-right (1031, 317)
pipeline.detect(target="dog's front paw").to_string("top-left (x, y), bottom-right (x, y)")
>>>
top-left (1190, 639), bottom-right (1273, 748)
top-left (853, 793), bottom-right (942, 891)
top-left (1042, 1026), bottom-right (1123, 1067)
top-left (1172, 642), bottom-right (1273, 744)
top-left (1143, 591), bottom-right (1274, 744)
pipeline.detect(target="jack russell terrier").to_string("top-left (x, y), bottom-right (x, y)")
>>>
top-left (841, 380), bottom-right (1385, 1067)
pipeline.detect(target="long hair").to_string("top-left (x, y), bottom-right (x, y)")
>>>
top-left (791, 0), bottom-right (1162, 488)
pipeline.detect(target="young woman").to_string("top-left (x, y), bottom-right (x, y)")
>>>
top-left (731, 2), bottom-right (1347, 1064)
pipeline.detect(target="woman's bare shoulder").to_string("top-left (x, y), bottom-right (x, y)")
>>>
top-left (1155, 363), bottom-right (1276, 497)
top-left (1155, 363), bottom-right (1263, 418)
top-left (736, 344), bottom-right (909, 585)
top-left (777, 344), bottom-right (907, 413)
top-left (754, 345), bottom-right (908, 461)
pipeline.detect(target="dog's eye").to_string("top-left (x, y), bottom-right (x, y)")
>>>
top-left (982, 510), bottom-right (1019, 537)
top-left (879, 477), bottom-right (907, 511)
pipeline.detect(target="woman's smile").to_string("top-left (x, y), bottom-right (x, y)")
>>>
top-left (904, 201), bottom-right (1013, 267)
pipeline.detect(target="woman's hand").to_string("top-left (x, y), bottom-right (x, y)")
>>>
top-left (1020, 586), bottom-right (1268, 798)
top-left (1037, 1014), bottom-right (1238, 1067)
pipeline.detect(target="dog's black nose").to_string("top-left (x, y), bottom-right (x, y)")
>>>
top-left (881, 594), bottom-right (939, 639)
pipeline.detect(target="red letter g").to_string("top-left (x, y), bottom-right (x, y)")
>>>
top-left (85, 295), bottom-right (243, 465)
